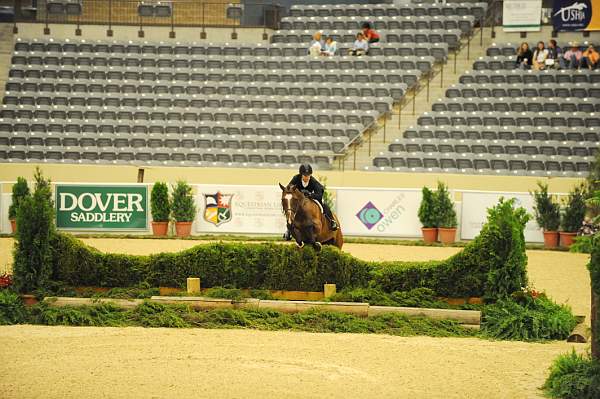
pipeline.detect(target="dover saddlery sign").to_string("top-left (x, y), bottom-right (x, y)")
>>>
top-left (55, 185), bottom-right (148, 230)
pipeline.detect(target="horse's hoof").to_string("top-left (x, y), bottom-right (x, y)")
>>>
top-left (296, 242), bottom-right (304, 248)
top-left (314, 242), bottom-right (322, 251)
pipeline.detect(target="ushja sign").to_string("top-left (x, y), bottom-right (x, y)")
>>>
top-left (55, 185), bottom-right (148, 230)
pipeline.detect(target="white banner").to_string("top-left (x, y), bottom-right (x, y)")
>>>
top-left (335, 188), bottom-right (423, 237)
top-left (460, 191), bottom-right (544, 242)
top-left (195, 184), bottom-right (287, 234)
top-left (503, 0), bottom-right (543, 31)
top-left (1, 192), bottom-right (10, 234)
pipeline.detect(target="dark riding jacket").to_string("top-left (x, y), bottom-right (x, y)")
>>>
top-left (289, 175), bottom-right (324, 203)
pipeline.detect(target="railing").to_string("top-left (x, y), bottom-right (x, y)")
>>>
top-left (12, 0), bottom-right (283, 29)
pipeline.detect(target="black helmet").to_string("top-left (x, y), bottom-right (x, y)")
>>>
top-left (299, 164), bottom-right (313, 176)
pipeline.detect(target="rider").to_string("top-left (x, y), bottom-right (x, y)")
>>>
top-left (284, 163), bottom-right (338, 240)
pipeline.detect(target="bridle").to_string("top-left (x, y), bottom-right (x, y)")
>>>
top-left (283, 191), bottom-right (305, 226)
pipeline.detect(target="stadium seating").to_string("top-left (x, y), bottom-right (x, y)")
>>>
top-left (1, 1), bottom-right (487, 168)
top-left (372, 42), bottom-right (600, 176)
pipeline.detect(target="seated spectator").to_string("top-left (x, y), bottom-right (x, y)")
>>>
top-left (564, 43), bottom-right (583, 69)
top-left (361, 22), bottom-right (380, 44)
top-left (547, 39), bottom-right (565, 69)
top-left (321, 36), bottom-right (337, 56)
top-left (532, 41), bottom-right (549, 70)
top-left (308, 31), bottom-right (324, 56)
top-left (583, 44), bottom-right (599, 70)
top-left (515, 42), bottom-right (532, 70)
top-left (348, 33), bottom-right (369, 56)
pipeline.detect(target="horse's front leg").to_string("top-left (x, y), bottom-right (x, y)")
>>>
top-left (291, 225), bottom-right (304, 247)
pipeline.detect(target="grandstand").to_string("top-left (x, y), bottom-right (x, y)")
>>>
top-left (0, 0), bottom-right (488, 172)
top-left (0, 0), bottom-right (597, 184)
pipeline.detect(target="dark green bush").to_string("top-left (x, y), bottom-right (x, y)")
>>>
top-left (8, 177), bottom-right (30, 220)
top-left (543, 350), bottom-right (600, 399)
top-left (330, 287), bottom-right (451, 309)
top-left (12, 169), bottom-right (55, 293)
top-left (570, 236), bottom-right (594, 254)
top-left (481, 293), bottom-right (577, 341)
top-left (532, 182), bottom-right (560, 231)
top-left (0, 289), bottom-right (27, 325)
top-left (171, 180), bottom-right (196, 222)
top-left (435, 182), bottom-right (457, 228)
top-left (561, 184), bottom-right (587, 232)
top-left (150, 182), bottom-right (170, 222)
top-left (418, 187), bottom-right (437, 228)
top-left (46, 199), bottom-right (528, 300)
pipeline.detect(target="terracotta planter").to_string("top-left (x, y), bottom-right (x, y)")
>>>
top-left (10, 219), bottom-right (16, 233)
top-left (175, 221), bottom-right (193, 237)
top-left (438, 227), bottom-right (457, 244)
top-left (543, 231), bottom-right (559, 248)
top-left (421, 227), bottom-right (438, 243)
top-left (559, 232), bottom-right (577, 248)
top-left (21, 294), bottom-right (38, 306)
top-left (151, 221), bottom-right (169, 236)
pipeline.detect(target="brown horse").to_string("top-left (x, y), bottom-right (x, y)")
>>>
top-left (279, 183), bottom-right (343, 250)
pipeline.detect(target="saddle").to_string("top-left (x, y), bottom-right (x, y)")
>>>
top-left (311, 199), bottom-right (324, 214)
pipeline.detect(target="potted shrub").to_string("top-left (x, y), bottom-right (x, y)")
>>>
top-left (171, 180), bottom-right (196, 238)
top-left (8, 177), bottom-right (30, 234)
top-left (435, 182), bottom-right (458, 244)
top-left (560, 184), bottom-right (586, 248)
top-left (150, 182), bottom-right (170, 236)
top-left (532, 182), bottom-right (561, 248)
top-left (418, 186), bottom-right (437, 243)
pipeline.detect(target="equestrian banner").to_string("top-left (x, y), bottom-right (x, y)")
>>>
top-left (195, 184), bottom-right (286, 234)
top-left (335, 188), bottom-right (425, 237)
top-left (553, 0), bottom-right (600, 31)
top-left (460, 191), bottom-right (544, 242)
top-left (55, 184), bottom-right (148, 230)
top-left (503, 0), bottom-right (543, 31)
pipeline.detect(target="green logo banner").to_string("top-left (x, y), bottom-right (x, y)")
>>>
top-left (55, 185), bottom-right (148, 230)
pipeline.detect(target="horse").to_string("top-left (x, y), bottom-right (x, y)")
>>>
top-left (279, 183), bottom-right (343, 250)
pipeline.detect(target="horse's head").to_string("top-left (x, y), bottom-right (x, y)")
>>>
top-left (279, 183), bottom-right (306, 226)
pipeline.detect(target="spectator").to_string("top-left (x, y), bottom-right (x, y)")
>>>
top-left (321, 36), bottom-right (337, 56)
top-left (583, 44), bottom-right (599, 70)
top-left (308, 31), bottom-right (324, 56)
top-left (532, 41), bottom-right (549, 70)
top-left (547, 39), bottom-right (565, 69)
top-left (515, 42), bottom-right (533, 70)
top-left (361, 22), bottom-right (380, 44)
top-left (348, 32), bottom-right (369, 56)
top-left (564, 43), bottom-right (583, 69)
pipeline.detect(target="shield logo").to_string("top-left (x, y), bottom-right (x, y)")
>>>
top-left (203, 192), bottom-right (233, 226)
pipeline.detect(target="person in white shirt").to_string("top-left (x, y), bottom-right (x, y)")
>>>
top-left (308, 31), bottom-right (324, 56)
top-left (532, 41), bottom-right (549, 70)
top-left (321, 36), bottom-right (337, 56)
top-left (348, 32), bottom-right (369, 56)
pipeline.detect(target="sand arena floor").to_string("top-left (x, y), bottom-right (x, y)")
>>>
top-left (0, 237), bottom-right (592, 398)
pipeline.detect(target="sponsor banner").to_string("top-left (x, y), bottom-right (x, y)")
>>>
top-left (460, 192), bottom-right (544, 242)
top-left (55, 184), bottom-right (148, 230)
top-left (335, 188), bottom-right (423, 237)
top-left (503, 0), bottom-right (543, 31)
top-left (553, 0), bottom-right (600, 31)
top-left (196, 184), bottom-right (287, 234)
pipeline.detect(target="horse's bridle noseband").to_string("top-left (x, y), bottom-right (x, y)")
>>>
top-left (283, 193), bottom-right (305, 226)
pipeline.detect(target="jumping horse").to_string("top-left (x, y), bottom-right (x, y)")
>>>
top-left (279, 183), bottom-right (343, 250)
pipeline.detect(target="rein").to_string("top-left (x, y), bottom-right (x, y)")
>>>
top-left (284, 194), bottom-right (307, 225)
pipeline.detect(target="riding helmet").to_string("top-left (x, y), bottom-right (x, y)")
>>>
top-left (299, 163), bottom-right (313, 176)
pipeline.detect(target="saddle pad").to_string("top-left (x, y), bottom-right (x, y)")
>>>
top-left (312, 199), bottom-right (324, 213)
